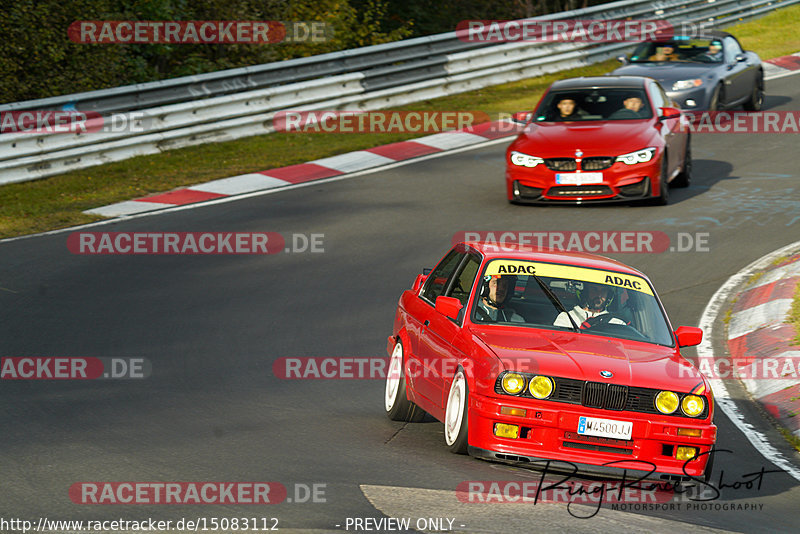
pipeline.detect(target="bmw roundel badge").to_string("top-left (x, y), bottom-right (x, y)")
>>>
top-left (600, 370), bottom-right (613, 378)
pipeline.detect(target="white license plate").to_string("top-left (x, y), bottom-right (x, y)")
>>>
top-left (555, 172), bottom-right (603, 185)
top-left (577, 416), bottom-right (633, 440)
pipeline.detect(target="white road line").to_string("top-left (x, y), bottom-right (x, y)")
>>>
top-left (697, 239), bottom-right (800, 482)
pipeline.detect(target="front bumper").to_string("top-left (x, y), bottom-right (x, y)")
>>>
top-left (506, 161), bottom-right (657, 203)
top-left (468, 391), bottom-right (716, 480)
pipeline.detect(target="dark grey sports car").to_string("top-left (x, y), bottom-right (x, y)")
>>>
top-left (611, 31), bottom-right (763, 111)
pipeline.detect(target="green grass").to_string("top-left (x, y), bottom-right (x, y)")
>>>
top-left (3, 3), bottom-right (800, 238)
top-left (787, 281), bottom-right (800, 345)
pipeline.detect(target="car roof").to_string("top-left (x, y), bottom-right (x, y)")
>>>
top-left (461, 241), bottom-right (648, 277)
top-left (548, 76), bottom-right (649, 90)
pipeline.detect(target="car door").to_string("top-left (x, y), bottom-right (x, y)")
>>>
top-left (435, 252), bottom-right (481, 408)
top-left (722, 36), bottom-right (751, 103)
top-left (650, 81), bottom-right (681, 176)
top-left (410, 248), bottom-right (465, 406)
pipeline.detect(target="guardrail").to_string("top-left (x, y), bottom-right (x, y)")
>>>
top-left (2, 0), bottom-right (798, 185)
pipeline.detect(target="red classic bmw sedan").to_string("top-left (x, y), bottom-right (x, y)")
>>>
top-left (385, 242), bottom-right (716, 481)
top-left (505, 76), bottom-right (691, 205)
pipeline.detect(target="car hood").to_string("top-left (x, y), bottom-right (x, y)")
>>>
top-left (612, 63), bottom-right (716, 88)
top-left (471, 326), bottom-right (703, 391)
top-left (511, 121), bottom-right (657, 157)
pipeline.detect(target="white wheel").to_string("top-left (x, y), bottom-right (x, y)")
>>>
top-left (384, 342), bottom-right (403, 412)
top-left (444, 368), bottom-right (469, 453)
top-left (384, 340), bottom-right (426, 422)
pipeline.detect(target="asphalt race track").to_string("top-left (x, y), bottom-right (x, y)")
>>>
top-left (2, 74), bottom-right (800, 533)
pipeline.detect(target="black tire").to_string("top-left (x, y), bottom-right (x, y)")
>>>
top-left (709, 84), bottom-right (723, 111)
top-left (384, 340), bottom-right (426, 422)
top-left (651, 155), bottom-right (669, 205)
top-left (703, 445), bottom-right (715, 483)
top-left (444, 367), bottom-right (469, 454)
top-left (743, 72), bottom-right (764, 111)
top-left (672, 137), bottom-right (692, 188)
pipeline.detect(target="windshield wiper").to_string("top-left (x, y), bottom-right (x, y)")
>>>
top-left (531, 274), bottom-right (579, 332)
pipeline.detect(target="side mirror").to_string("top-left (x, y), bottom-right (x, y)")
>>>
top-left (616, 55), bottom-right (629, 64)
top-left (658, 106), bottom-right (682, 120)
top-left (675, 326), bottom-right (703, 347)
top-left (511, 111), bottom-right (533, 124)
top-left (435, 296), bottom-right (464, 321)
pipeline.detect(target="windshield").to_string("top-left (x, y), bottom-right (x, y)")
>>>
top-left (629, 38), bottom-right (724, 64)
top-left (472, 259), bottom-right (674, 346)
top-left (533, 88), bottom-right (652, 122)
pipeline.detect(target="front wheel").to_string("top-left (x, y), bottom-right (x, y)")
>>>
top-left (672, 138), bottom-right (691, 188)
top-left (651, 155), bottom-right (669, 205)
top-left (743, 73), bottom-right (764, 111)
top-left (384, 340), bottom-right (426, 422)
top-left (709, 84), bottom-right (723, 111)
top-left (444, 368), bottom-right (469, 454)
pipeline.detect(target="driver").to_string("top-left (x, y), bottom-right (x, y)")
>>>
top-left (476, 275), bottom-right (524, 323)
top-left (554, 282), bottom-right (626, 328)
top-left (649, 43), bottom-right (680, 62)
top-left (699, 40), bottom-right (723, 61)
top-left (609, 94), bottom-right (646, 119)
top-left (554, 97), bottom-right (584, 121)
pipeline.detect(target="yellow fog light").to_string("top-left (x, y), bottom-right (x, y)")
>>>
top-left (529, 376), bottom-right (554, 399)
top-left (494, 423), bottom-right (520, 439)
top-left (677, 428), bottom-right (702, 437)
top-left (676, 446), bottom-right (698, 461)
top-left (501, 373), bottom-right (526, 395)
top-left (655, 391), bottom-right (679, 414)
top-left (500, 406), bottom-right (527, 417)
top-left (681, 395), bottom-right (705, 417)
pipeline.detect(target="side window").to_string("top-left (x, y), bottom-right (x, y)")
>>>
top-left (657, 83), bottom-right (672, 108)
top-left (723, 37), bottom-right (741, 63)
top-left (447, 254), bottom-right (481, 308)
top-left (649, 82), bottom-right (665, 110)
top-left (420, 250), bottom-right (464, 304)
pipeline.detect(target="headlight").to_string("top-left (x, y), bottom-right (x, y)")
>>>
top-left (681, 395), bottom-right (705, 417)
top-left (615, 147), bottom-right (656, 165)
top-left (672, 78), bottom-right (703, 91)
top-left (528, 376), bottom-right (554, 399)
top-left (655, 390), bottom-right (679, 414)
top-left (510, 151), bottom-right (544, 168)
top-left (501, 373), bottom-right (526, 395)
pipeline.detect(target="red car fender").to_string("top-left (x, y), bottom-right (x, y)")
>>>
top-left (452, 330), bottom-right (505, 397)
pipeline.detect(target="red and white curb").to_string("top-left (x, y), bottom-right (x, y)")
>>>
top-left (727, 255), bottom-right (800, 437)
top-left (698, 240), bottom-right (800, 482)
top-left (763, 51), bottom-right (800, 78)
top-left (84, 52), bottom-right (800, 219)
top-left (84, 122), bottom-right (521, 218)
